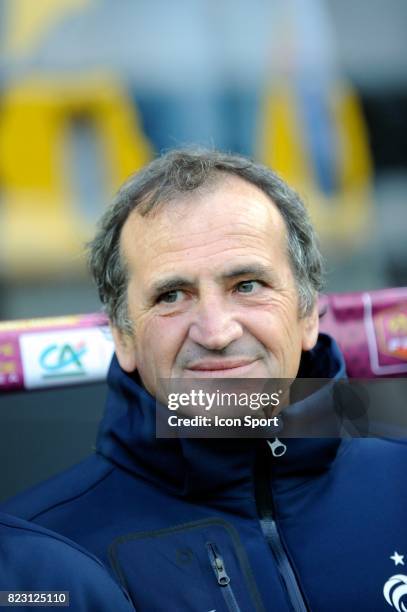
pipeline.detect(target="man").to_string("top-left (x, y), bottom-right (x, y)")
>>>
top-left (2, 150), bottom-right (406, 611)
top-left (0, 512), bottom-right (134, 610)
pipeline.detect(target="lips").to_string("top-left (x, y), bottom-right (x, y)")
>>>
top-left (188, 359), bottom-right (254, 371)
top-left (185, 358), bottom-right (259, 377)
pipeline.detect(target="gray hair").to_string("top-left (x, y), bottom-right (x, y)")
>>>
top-left (88, 149), bottom-right (324, 332)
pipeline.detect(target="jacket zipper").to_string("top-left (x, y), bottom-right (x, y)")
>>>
top-left (207, 542), bottom-right (242, 612)
top-left (110, 519), bottom-right (265, 611)
top-left (255, 447), bottom-right (309, 612)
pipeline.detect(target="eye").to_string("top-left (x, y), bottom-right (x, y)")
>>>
top-left (235, 280), bottom-right (262, 294)
top-left (157, 290), bottom-right (183, 304)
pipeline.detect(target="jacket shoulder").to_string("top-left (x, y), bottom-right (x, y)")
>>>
top-left (1, 453), bottom-right (114, 521)
top-left (340, 437), bottom-right (407, 481)
top-left (353, 437), bottom-right (407, 458)
top-left (0, 512), bottom-right (134, 610)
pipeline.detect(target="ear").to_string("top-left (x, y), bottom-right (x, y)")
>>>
top-left (301, 302), bottom-right (319, 352)
top-left (111, 325), bottom-right (138, 373)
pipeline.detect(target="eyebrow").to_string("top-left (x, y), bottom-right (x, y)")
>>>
top-left (147, 263), bottom-right (278, 303)
top-left (221, 263), bottom-right (277, 282)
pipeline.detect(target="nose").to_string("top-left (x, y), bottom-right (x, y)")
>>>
top-left (188, 291), bottom-right (243, 351)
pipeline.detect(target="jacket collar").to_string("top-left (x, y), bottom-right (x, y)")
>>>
top-left (96, 333), bottom-right (346, 499)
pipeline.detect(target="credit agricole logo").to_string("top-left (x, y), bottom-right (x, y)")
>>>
top-left (39, 341), bottom-right (87, 378)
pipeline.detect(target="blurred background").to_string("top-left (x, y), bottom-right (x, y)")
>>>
top-left (0, 0), bottom-right (406, 500)
top-left (0, 0), bottom-right (406, 320)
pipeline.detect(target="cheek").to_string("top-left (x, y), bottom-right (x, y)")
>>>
top-left (244, 311), bottom-right (273, 341)
top-left (241, 305), bottom-right (301, 349)
top-left (141, 315), bottom-right (188, 368)
top-left (240, 302), bottom-right (281, 330)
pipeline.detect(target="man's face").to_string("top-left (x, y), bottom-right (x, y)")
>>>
top-left (113, 176), bottom-right (318, 399)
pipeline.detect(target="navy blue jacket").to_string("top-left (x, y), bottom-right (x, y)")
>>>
top-left (0, 512), bottom-right (134, 611)
top-left (2, 335), bottom-right (407, 611)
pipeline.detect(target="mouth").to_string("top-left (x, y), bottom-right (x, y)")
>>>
top-left (184, 358), bottom-right (259, 378)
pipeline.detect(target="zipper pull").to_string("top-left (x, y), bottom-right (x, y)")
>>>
top-left (268, 437), bottom-right (287, 457)
top-left (207, 543), bottom-right (230, 586)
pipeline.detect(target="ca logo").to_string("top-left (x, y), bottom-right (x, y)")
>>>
top-left (39, 342), bottom-right (86, 378)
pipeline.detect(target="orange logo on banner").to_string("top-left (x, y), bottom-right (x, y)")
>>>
top-left (375, 306), bottom-right (407, 361)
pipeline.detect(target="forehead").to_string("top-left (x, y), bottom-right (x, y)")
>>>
top-left (120, 175), bottom-right (289, 280)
